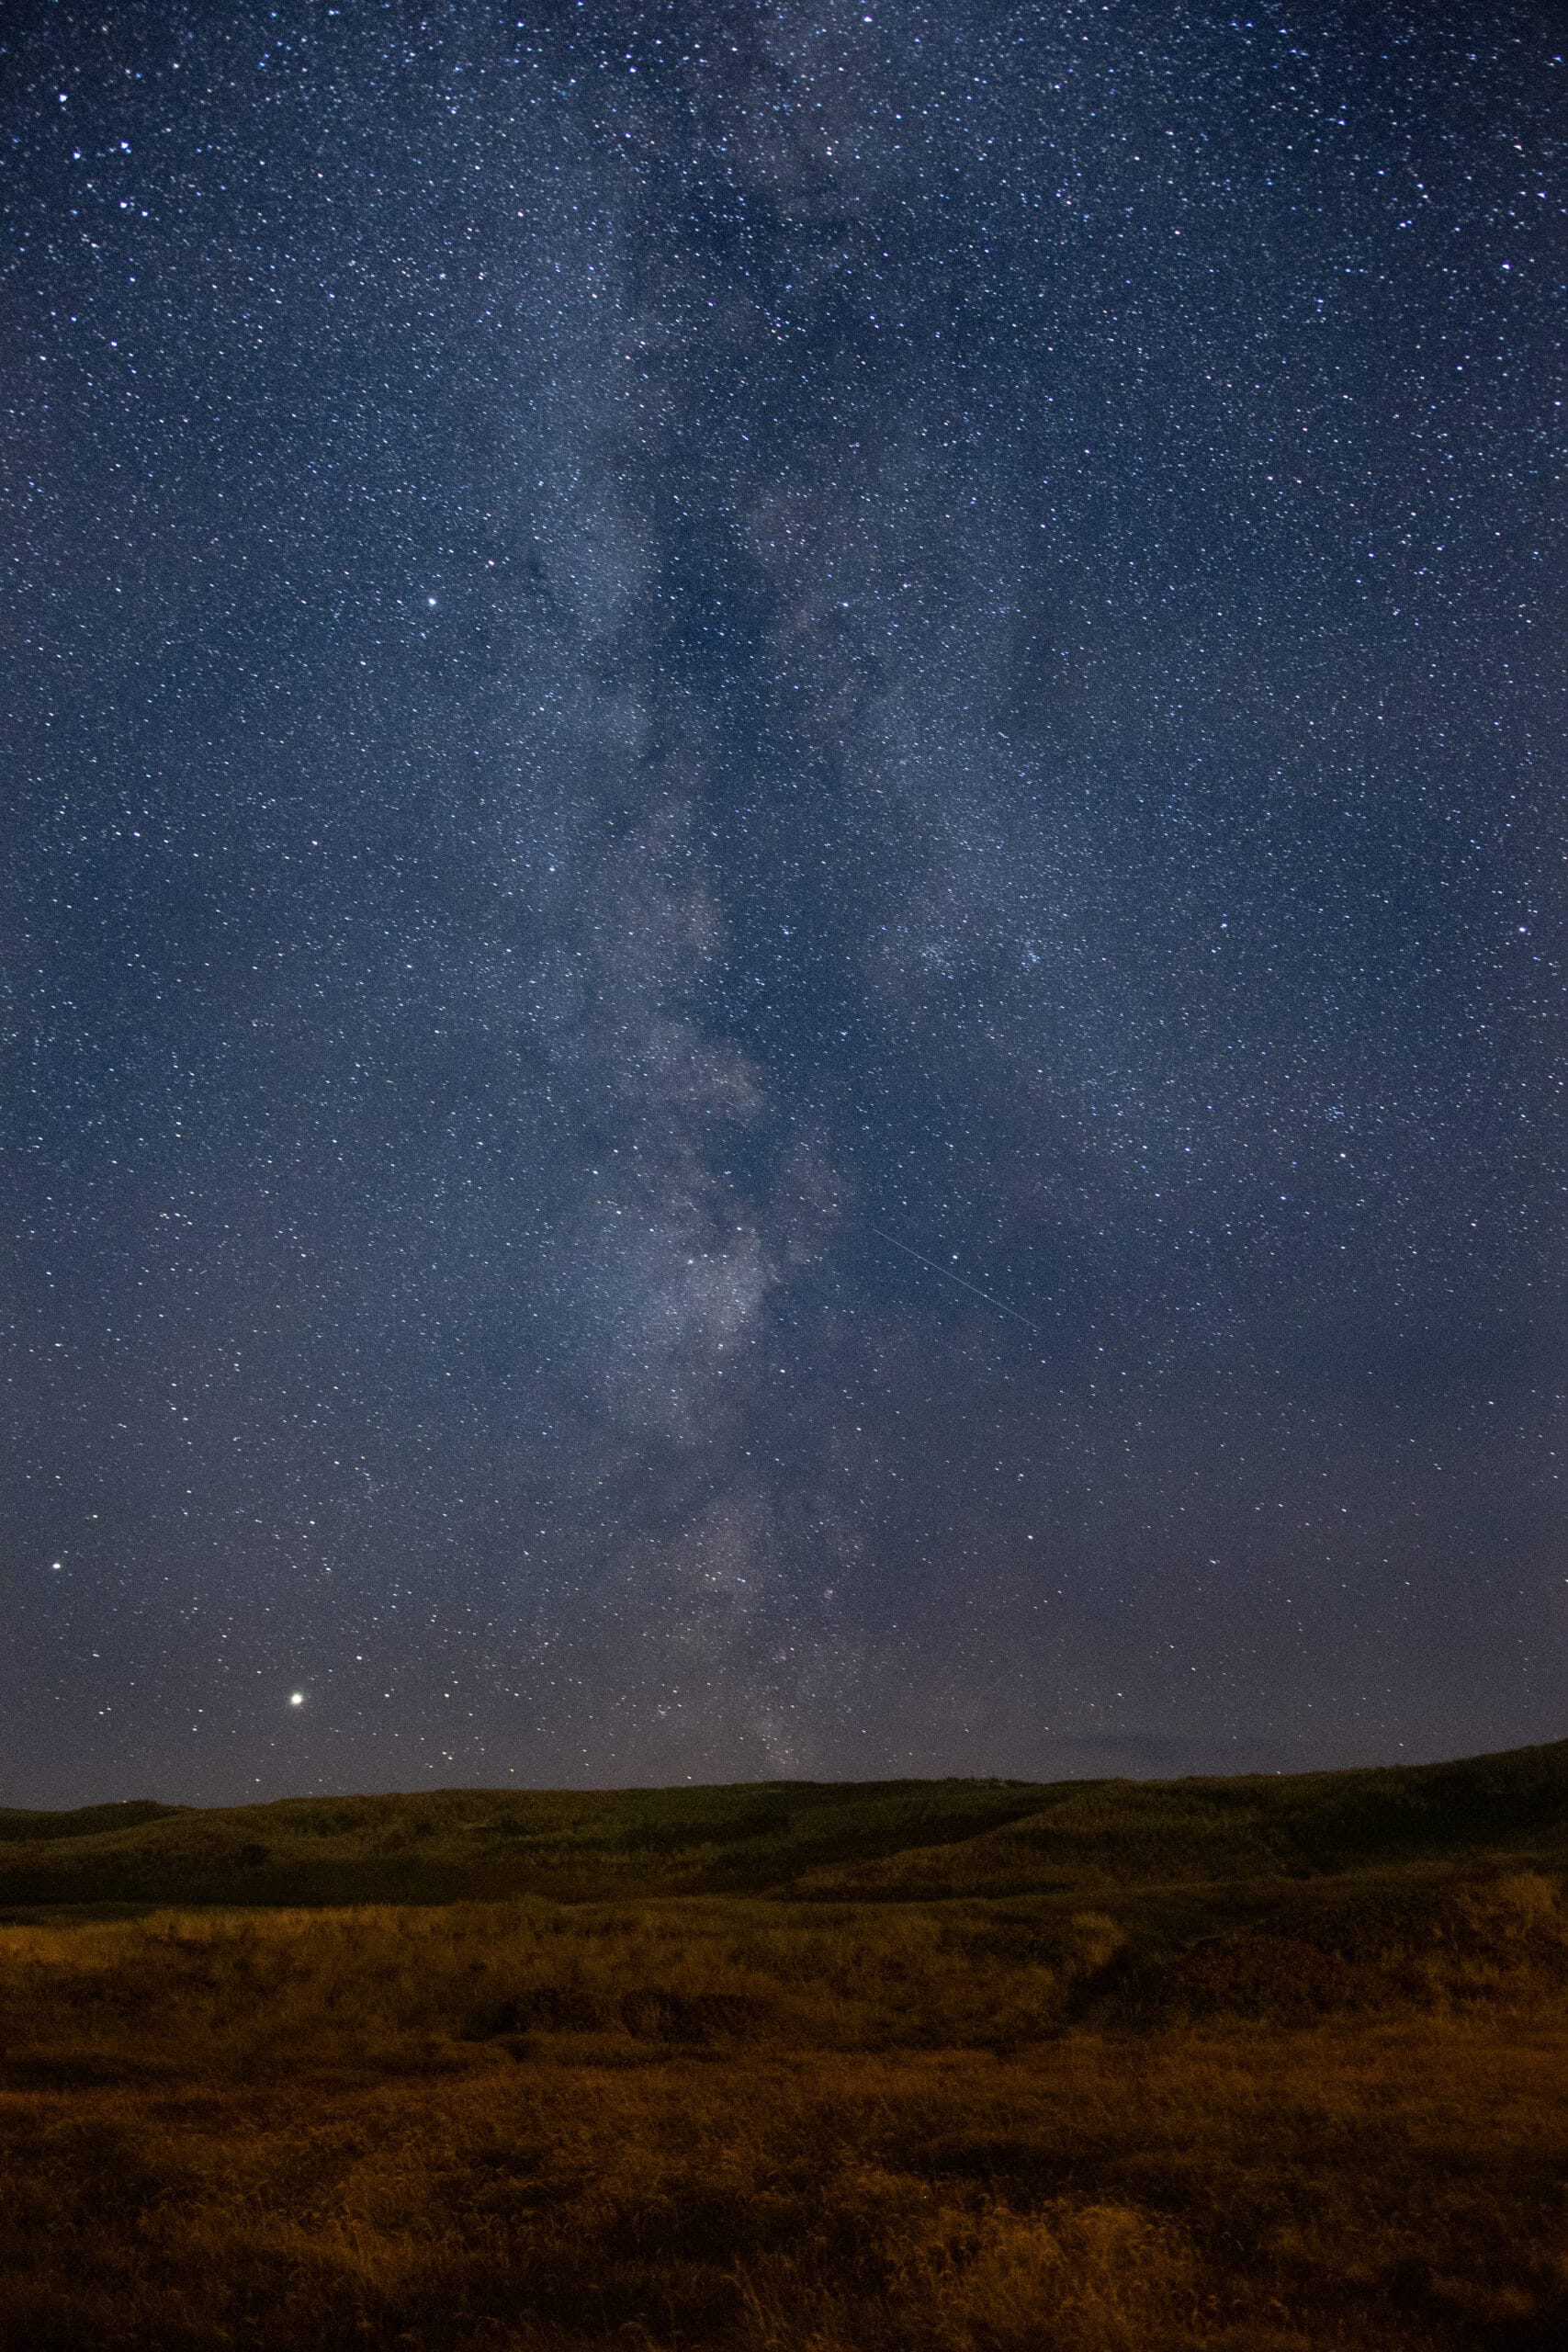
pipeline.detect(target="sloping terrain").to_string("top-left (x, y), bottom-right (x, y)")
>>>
top-left (2, 1737), bottom-right (1565, 1910)
top-left (2, 1745), bottom-right (1565, 2350)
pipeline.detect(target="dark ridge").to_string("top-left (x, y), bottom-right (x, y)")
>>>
top-left (0, 1739), bottom-right (1562, 1911)
top-left (0, 1800), bottom-right (188, 1846)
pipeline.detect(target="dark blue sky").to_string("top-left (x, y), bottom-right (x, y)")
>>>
top-left (4, 1), bottom-right (1561, 1805)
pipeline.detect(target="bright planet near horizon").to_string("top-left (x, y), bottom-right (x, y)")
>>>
top-left (1, 1), bottom-right (1559, 1809)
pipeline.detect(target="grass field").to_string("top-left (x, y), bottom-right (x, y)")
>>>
top-left (2, 1742), bottom-right (1565, 2348)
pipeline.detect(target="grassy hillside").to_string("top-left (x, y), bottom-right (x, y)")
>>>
top-left (2, 1743), bottom-right (1565, 2349)
top-left (4, 1736), bottom-right (1566, 1911)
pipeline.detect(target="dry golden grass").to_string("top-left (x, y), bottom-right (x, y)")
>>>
top-left (2, 1886), bottom-right (1565, 2349)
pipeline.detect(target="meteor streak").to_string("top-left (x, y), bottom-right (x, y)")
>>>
top-left (868, 1224), bottom-right (1042, 1334)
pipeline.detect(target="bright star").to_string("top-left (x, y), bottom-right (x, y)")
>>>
top-left (289, 1691), bottom-right (305, 1707)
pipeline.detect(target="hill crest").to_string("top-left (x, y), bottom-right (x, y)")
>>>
top-left (3, 1737), bottom-right (1564, 1911)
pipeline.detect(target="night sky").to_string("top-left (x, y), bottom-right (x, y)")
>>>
top-left (4, 3), bottom-right (1562, 1808)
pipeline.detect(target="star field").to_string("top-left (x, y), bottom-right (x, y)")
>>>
top-left (3, 2), bottom-right (1562, 1804)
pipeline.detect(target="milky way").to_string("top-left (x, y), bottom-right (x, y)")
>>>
top-left (4, 3), bottom-right (1561, 1803)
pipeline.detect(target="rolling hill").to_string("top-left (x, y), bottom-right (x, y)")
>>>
top-left (3, 1736), bottom-right (1565, 1911)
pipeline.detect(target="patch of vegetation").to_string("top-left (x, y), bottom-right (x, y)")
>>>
top-left (0, 1742), bottom-right (1564, 2346)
